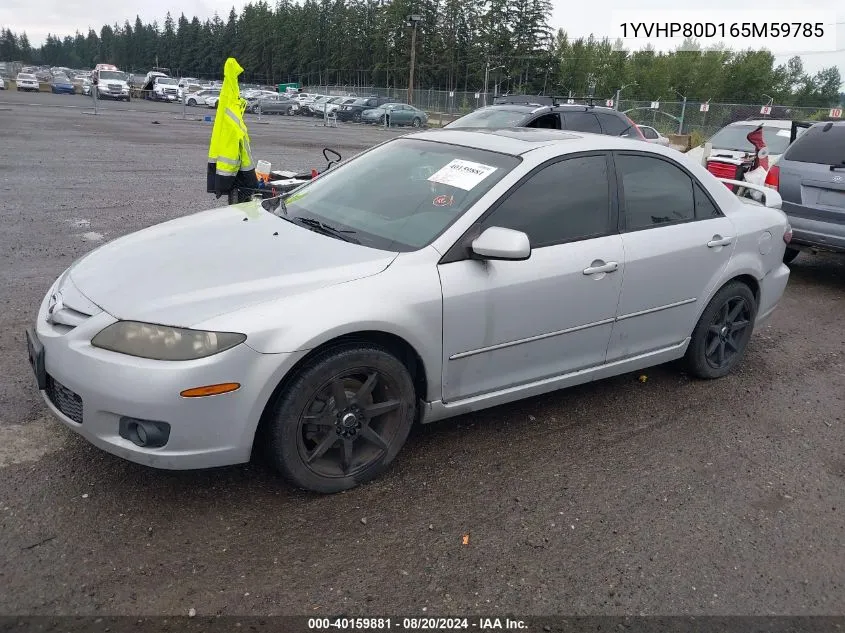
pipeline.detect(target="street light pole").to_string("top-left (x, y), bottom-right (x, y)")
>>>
top-left (483, 59), bottom-right (489, 106)
top-left (406, 15), bottom-right (422, 106)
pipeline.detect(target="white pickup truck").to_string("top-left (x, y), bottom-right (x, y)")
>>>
top-left (143, 72), bottom-right (180, 102)
top-left (92, 65), bottom-right (130, 101)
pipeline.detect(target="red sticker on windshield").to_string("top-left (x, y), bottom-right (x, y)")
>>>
top-left (433, 194), bottom-right (454, 207)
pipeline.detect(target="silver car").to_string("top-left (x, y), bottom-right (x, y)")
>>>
top-left (26, 128), bottom-right (791, 493)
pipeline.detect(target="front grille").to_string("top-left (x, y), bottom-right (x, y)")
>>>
top-left (107, 83), bottom-right (121, 91)
top-left (46, 374), bottom-right (83, 424)
top-left (165, 87), bottom-right (177, 94)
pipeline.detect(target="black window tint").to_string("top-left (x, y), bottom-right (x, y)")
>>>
top-left (694, 182), bottom-right (721, 219)
top-left (617, 154), bottom-right (695, 230)
top-left (527, 113), bottom-right (560, 129)
top-left (482, 155), bottom-right (612, 248)
top-left (563, 111), bottom-right (602, 134)
top-left (783, 123), bottom-right (845, 166)
top-left (596, 113), bottom-right (628, 135)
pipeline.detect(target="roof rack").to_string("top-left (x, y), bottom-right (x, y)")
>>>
top-left (492, 94), bottom-right (553, 106)
top-left (551, 95), bottom-right (610, 107)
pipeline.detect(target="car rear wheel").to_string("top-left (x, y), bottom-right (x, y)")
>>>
top-left (684, 281), bottom-right (757, 379)
top-left (265, 343), bottom-right (417, 493)
top-left (352, 111), bottom-right (362, 122)
top-left (783, 247), bottom-right (800, 264)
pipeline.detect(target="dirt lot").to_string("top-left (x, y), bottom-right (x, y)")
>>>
top-left (1, 90), bottom-right (844, 618)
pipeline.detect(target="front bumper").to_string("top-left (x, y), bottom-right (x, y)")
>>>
top-left (28, 278), bottom-right (304, 470)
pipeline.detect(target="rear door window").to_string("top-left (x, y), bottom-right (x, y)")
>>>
top-left (783, 123), bottom-right (845, 166)
top-left (562, 111), bottom-right (602, 134)
top-left (595, 113), bottom-right (628, 136)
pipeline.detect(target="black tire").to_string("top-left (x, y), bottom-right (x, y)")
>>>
top-left (685, 281), bottom-right (758, 379)
top-left (187, 98), bottom-right (197, 106)
top-left (352, 111), bottom-right (362, 122)
top-left (411, 117), bottom-right (422, 128)
top-left (783, 247), bottom-right (800, 264)
top-left (265, 343), bottom-right (417, 493)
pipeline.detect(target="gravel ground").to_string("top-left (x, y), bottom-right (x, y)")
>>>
top-left (1, 90), bottom-right (844, 618)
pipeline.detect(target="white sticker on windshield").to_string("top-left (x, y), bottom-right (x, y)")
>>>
top-left (777, 129), bottom-right (791, 137)
top-left (427, 159), bottom-right (497, 191)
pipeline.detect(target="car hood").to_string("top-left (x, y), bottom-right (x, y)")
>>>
top-left (68, 203), bottom-right (398, 327)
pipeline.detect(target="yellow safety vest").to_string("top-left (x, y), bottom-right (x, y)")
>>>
top-left (206, 57), bottom-right (257, 197)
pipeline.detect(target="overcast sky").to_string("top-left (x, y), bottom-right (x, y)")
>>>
top-left (2, 0), bottom-right (843, 81)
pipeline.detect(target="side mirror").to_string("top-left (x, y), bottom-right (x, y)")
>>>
top-left (470, 226), bottom-right (531, 261)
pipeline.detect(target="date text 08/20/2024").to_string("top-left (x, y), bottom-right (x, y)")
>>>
top-left (308, 617), bottom-right (528, 630)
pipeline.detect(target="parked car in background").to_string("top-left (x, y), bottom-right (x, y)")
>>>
top-left (764, 121), bottom-right (845, 263)
top-left (186, 88), bottom-right (220, 106)
top-left (150, 76), bottom-right (180, 102)
top-left (249, 93), bottom-right (298, 115)
top-left (638, 125), bottom-right (670, 146)
top-left (94, 69), bottom-right (130, 101)
top-left (49, 74), bottom-right (75, 95)
top-left (79, 78), bottom-right (92, 96)
top-left (15, 73), bottom-right (40, 92)
top-left (25, 128), bottom-right (791, 493)
top-left (0, 76), bottom-right (5, 90)
top-left (445, 98), bottom-right (647, 140)
top-left (206, 95), bottom-right (220, 108)
top-left (686, 120), bottom-right (800, 166)
top-left (361, 103), bottom-right (428, 127)
top-left (306, 95), bottom-right (338, 116)
top-left (325, 97), bottom-right (358, 117)
top-left (336, 96), bottom-right (398, 122)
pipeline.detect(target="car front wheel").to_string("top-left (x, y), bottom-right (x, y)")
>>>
top-left (685, 281), bottom-right (757, 379)
top-left (412, 117), bottom-right (422, 127)
top-left (265, 343), bottom-right (417, 493)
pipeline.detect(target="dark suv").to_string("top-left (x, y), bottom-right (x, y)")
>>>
top-left (766, 120), bottom-right (845, 263)
top-left (336, 96), bottom-right (398, 122)
top-left (445, 96), bottom-right (647, 140)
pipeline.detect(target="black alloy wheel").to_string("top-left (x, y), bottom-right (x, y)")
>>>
top-left (265, 344), bottom-right (416, 493)
top-left (685, 281), bottom-right (757, 379)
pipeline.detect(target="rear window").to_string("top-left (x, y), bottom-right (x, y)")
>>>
top-left (783, 123), bottom-right (845, 166)
top-left (708, 124), bottom-right (792, 155)
top-left (595, 112), bottom-right (629, 135)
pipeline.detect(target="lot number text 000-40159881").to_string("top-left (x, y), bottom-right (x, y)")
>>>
top-left (610, 11), bottom-right (837, 53)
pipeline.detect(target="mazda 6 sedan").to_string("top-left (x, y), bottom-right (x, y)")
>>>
top-left (27, 128), bottom-right (791, 493)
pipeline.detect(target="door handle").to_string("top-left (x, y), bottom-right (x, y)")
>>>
top-left (707, 236), bottom-right (733, 248)
top-left (583, 261), bottom-right (619, 275)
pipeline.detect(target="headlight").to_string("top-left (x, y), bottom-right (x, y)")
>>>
top-left (91, 321), bottom-right (247, 361)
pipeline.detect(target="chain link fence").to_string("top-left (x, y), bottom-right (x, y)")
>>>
top-left (617, 100), bottom-right (834, 138)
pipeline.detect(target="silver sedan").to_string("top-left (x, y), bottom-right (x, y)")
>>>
top-left (26, 128), bottom-right (792, 493)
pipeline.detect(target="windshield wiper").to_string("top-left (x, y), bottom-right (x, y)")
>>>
top-left (292, 216), bottom-right (359, 243)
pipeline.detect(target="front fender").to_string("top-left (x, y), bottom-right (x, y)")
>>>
top-left (197, 249), bottom-right (445, 402)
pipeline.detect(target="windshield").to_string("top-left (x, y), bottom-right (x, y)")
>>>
top-left (99, 71), bottom-right (126, 81)
top-left (54, 74), bottom-right (70, 83)
top-left (282, 138), bottom-right (520, 251)
top-left (157, 77), bottom-right (177, 85)
top-left (446, 107), bottom-right (531, 129)
top-left (19, 74), bottom-right (36, 80)
top-left (708, 124), bottom-right (793, 155)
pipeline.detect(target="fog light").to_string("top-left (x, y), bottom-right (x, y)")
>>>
top-left (119, 417), bottom-right (170, 448)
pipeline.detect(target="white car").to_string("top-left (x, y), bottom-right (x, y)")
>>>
top-left (26, 128), bottom-right (791, 493)
top-left (0, 76), bottom-right (5, 90)
top-left (686, 119), bottom-right (800, 167)
top-left (15, 73), bottom-right (40, 92)
top-left (638, 125), bottom-right (670, 146)
top-left (206, 95), bottom-right (220, 108)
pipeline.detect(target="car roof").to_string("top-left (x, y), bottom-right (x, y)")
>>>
top-left (405, 127), bottom-right (643, 156)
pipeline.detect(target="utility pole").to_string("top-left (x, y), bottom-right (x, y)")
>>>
top-left (483, 59), bottom-right (489, 106)
top-left (406, 15), bottom-right (422, 106)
